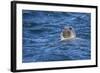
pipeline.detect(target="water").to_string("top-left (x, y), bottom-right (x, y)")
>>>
top-left (22, 10), bottom-right (91, 63)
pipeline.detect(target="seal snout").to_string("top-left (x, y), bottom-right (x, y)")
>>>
top-left (61, 26), bottom-right (76, 41)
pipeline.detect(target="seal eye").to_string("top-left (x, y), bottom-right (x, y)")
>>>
top-left (69, 27), bottom-right (72, 30)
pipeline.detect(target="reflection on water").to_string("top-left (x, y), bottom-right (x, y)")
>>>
top-left (22, 10), bottom-right (91, 63)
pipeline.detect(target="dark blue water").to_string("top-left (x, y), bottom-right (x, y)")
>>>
top-left (22, 10), bottom-right (91, 63)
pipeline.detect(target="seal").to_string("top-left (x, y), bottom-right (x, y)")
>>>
top-left (60, 26), bottom-right (76, 41)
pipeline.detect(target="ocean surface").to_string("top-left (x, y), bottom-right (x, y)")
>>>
top-left (22, 10), bottom-right (91, 63)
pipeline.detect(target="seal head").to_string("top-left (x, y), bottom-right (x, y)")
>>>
top-left (61, 26), bottom-right (76, 41)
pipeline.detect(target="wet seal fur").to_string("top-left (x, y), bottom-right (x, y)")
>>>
top-left (61, 26), bottom-right (76, 41)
